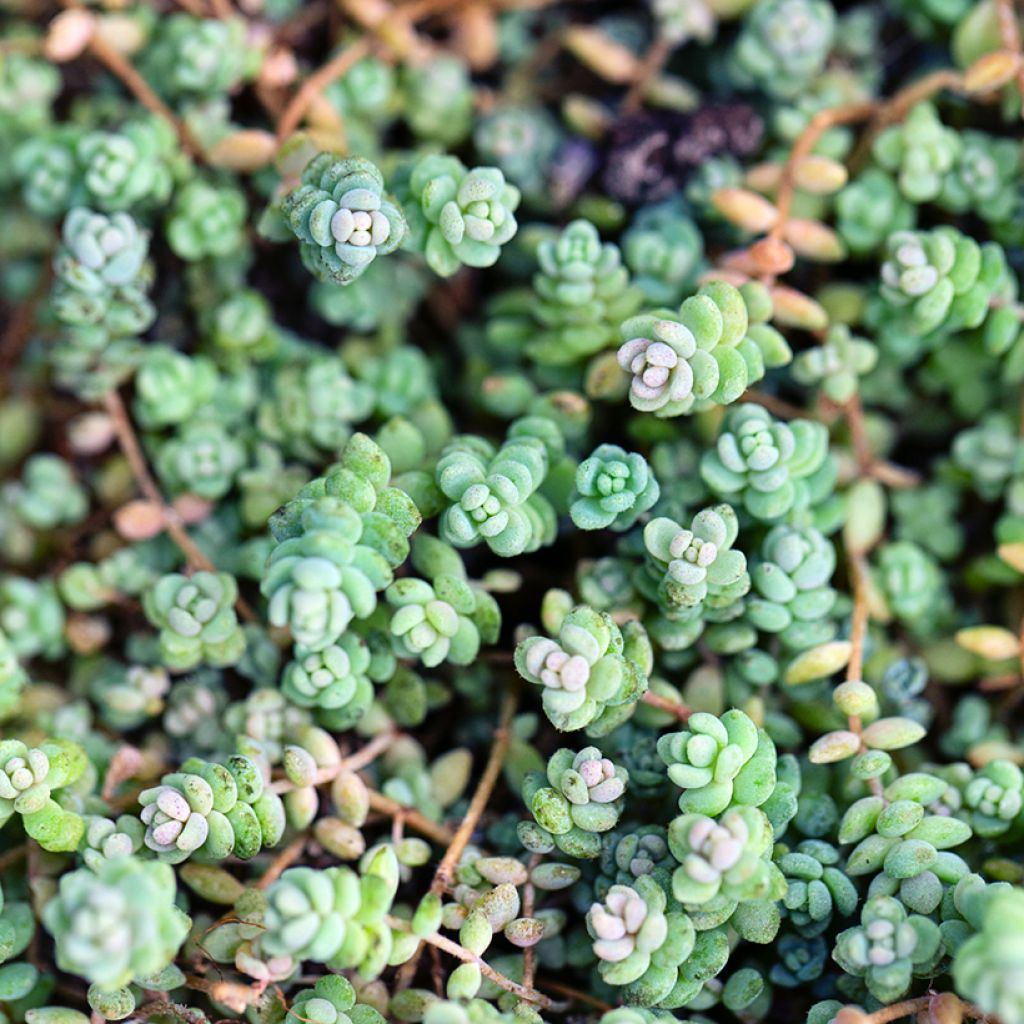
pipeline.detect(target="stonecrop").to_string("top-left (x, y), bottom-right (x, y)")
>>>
top-left (6, 3), bottom-right (1024, 1024)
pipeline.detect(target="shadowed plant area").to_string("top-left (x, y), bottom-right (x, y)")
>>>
top-left (7, 1), bottom-right (1024, 1024)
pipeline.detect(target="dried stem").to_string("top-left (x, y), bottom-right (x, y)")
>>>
top-left (770, 100), bottom-right (877, 242)
top-left (183, 974), bottom-right (261, 1013)
top-left (855, 994), bottom-right (1002, 1024)
top-left (101, 745), bottom-right (144, 801)
top-left (275, 0), bottom-right (548, 142)
top-left (432, 688), bottom-right (517, 891)
top-left (641, 689), bottom-right (692, 723)
top-left (621, 31), bottom-right (673, 113)
top-left (846, 552), bottom-right (869, 692)
top-left (845, 392), bottom-right (874, 474)
top-left (997, 0), bottom-right (1024, 111)
top-left (845, 550), bottom-right (884, 795)
top-left (869, 461), bottom-right (921, 489)
top-left (268, 729), bottom-right (395, 794)
top-left (385, 916), bottom-right (554, 1009)
top-left (102, 390), bottom-right (257, 621)
top-left (395, 687), bottom-right (518, 989)
top-left (539, 980), bottom-right (613, 1011)
top-left (365, 788), bottom-right (455, 846)
top-left (741, 388), bottom-right (810, 421)
top-left (275, 38), bottom-right (373, 141)
top-left (521, 851), bottom-right (542, 990)
top-left (83, 31), bottom-right (199, 157)
top-left (850, 68), bottom-right (964, 168)
top-left (256, 833), bottom-right (307, 889)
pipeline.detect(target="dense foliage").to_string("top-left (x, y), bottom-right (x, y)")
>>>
top-left (4, 3), bottom-right (1024, 1024)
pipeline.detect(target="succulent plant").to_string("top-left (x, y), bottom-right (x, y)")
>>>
top-left (43, 857), bottom-right (190, 991)
top-left (143, 572), bottom-right (246, 672)
top-left (281, 154), bottom-right (406, 285)
top-left (515, 604), bottom-right (649, 732)
top-left (403, 154), bottom-right (520, 277)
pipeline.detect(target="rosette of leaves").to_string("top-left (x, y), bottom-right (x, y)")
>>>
top-left (385, 575), bottom-right (497, 669)
top-left (400, 55), bottom-right (473, 145)
top-left (489, 219), bottom-right (643, 367)
top-left (50, 207), bottom-right (152, 334)
top-left (281, 154), bottom-right (406, 285)
top-left (162, 671), bottom-right (227, 752)
top-left (279, 430), bottom-right (422, 540)
top-left (938, 130), bottom-right (1019, 224)
top-left (875, 541), bottom-right (951, 630)
top-left (728, 0), bottom-right (836, 100)
top-left (154, 419), bottom-right (245, 501)
top-left (143, 571), bottom-right (245, 672)
top-left (640, 505), bottom-right (749, 615)
top-left (260, 848), bottom-right (399, 975)
top-left (262, 497), bottom-right (403, 653)
top-left (587, 875), bottom-right (724, 1008)
top-left (355, 346), bottom-right (437, 420)
top-left (833, 895), bottom-right (942, 1002)
top-left (78, 814), bottom-right (145, 871)
top-left (202, 292), bottom-right (279, 372)
top-left (0, 629), bottom-right (27, 722)
top-left (87, 663), bottom-right (169, 730)
top-left (403, 153), bottom-right (520, 277)
top-left (700, 405), bottom-right (830, 521)
top-left (258, 355), bottom-right (374, 461)
top-left (436, 434), bottom-right (554, 557)
top-left (951, 415), bottom-right (1024, 501)
top-left (0, 738), bottom-right (87, 852)
top-left (791, 325), bottom-right (878, 405)
top-left (835, 169), bottom-right (916, 255)
top-left (311, 257), bottom-right (427, 334)
top-left (622, 199), bottom-right (704, 306)
top-left (42, 857), bottom-right (190, 991)
top-left (878, 226), bottom-right (1010, 337)
top-left (224, 688), bottom-right (311, 762)
top-left (873, 102), bottom-right (961, 203)
top-left (281, 632), bottom-right (374, 714)
top-left (137, 754), bottom-right (284, 864)
top-left (166, 179), bottom-right (247, 262)
top-left (954, 885), bottom-right (1024, 1024)
top-left (839, 772), bottom-right (973, 888)
top-left (776, 839), bottom-right (858, 937)
top-left (289, 974), bottom-right (384, 1024)
top-left (5, 454), bottom-right (88, 530)
top-left (744, 524), bottom-right (838, 650)
top-left (141, 14), bottom-right (250, 102)
top-left (657, 709), bottom-right (777, 815)
top-left (667, 805), bottom-right (780, 909)
top-left (523, 747), bottom-right (629, 858)
top-left (570, 444), bottom-right (660, 532)
top-left (515, 604), bottom-right (649, 733)
top-left (473, 105), bottom-right (561, 201)
top-left (597, 827), bottom-right (675, 896)
top-left (383, 533), bottom-right (500, 669)
top-left (325, 55), bottom-right (397, 127)
top-left (0, 47), bottom-right (59, 138)
top-left (76, 115), bottom-right (179, 214)
top-left (12, 125), bottom-right (83, 218)
top-left (0, 575), bottom-right (66, 660)
top-left (617, 280), bottom-right (790, 417)
top-left (133, 347), bottom-right (218, 430)
top-left (963, 760), bottom-right (1023, 837)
